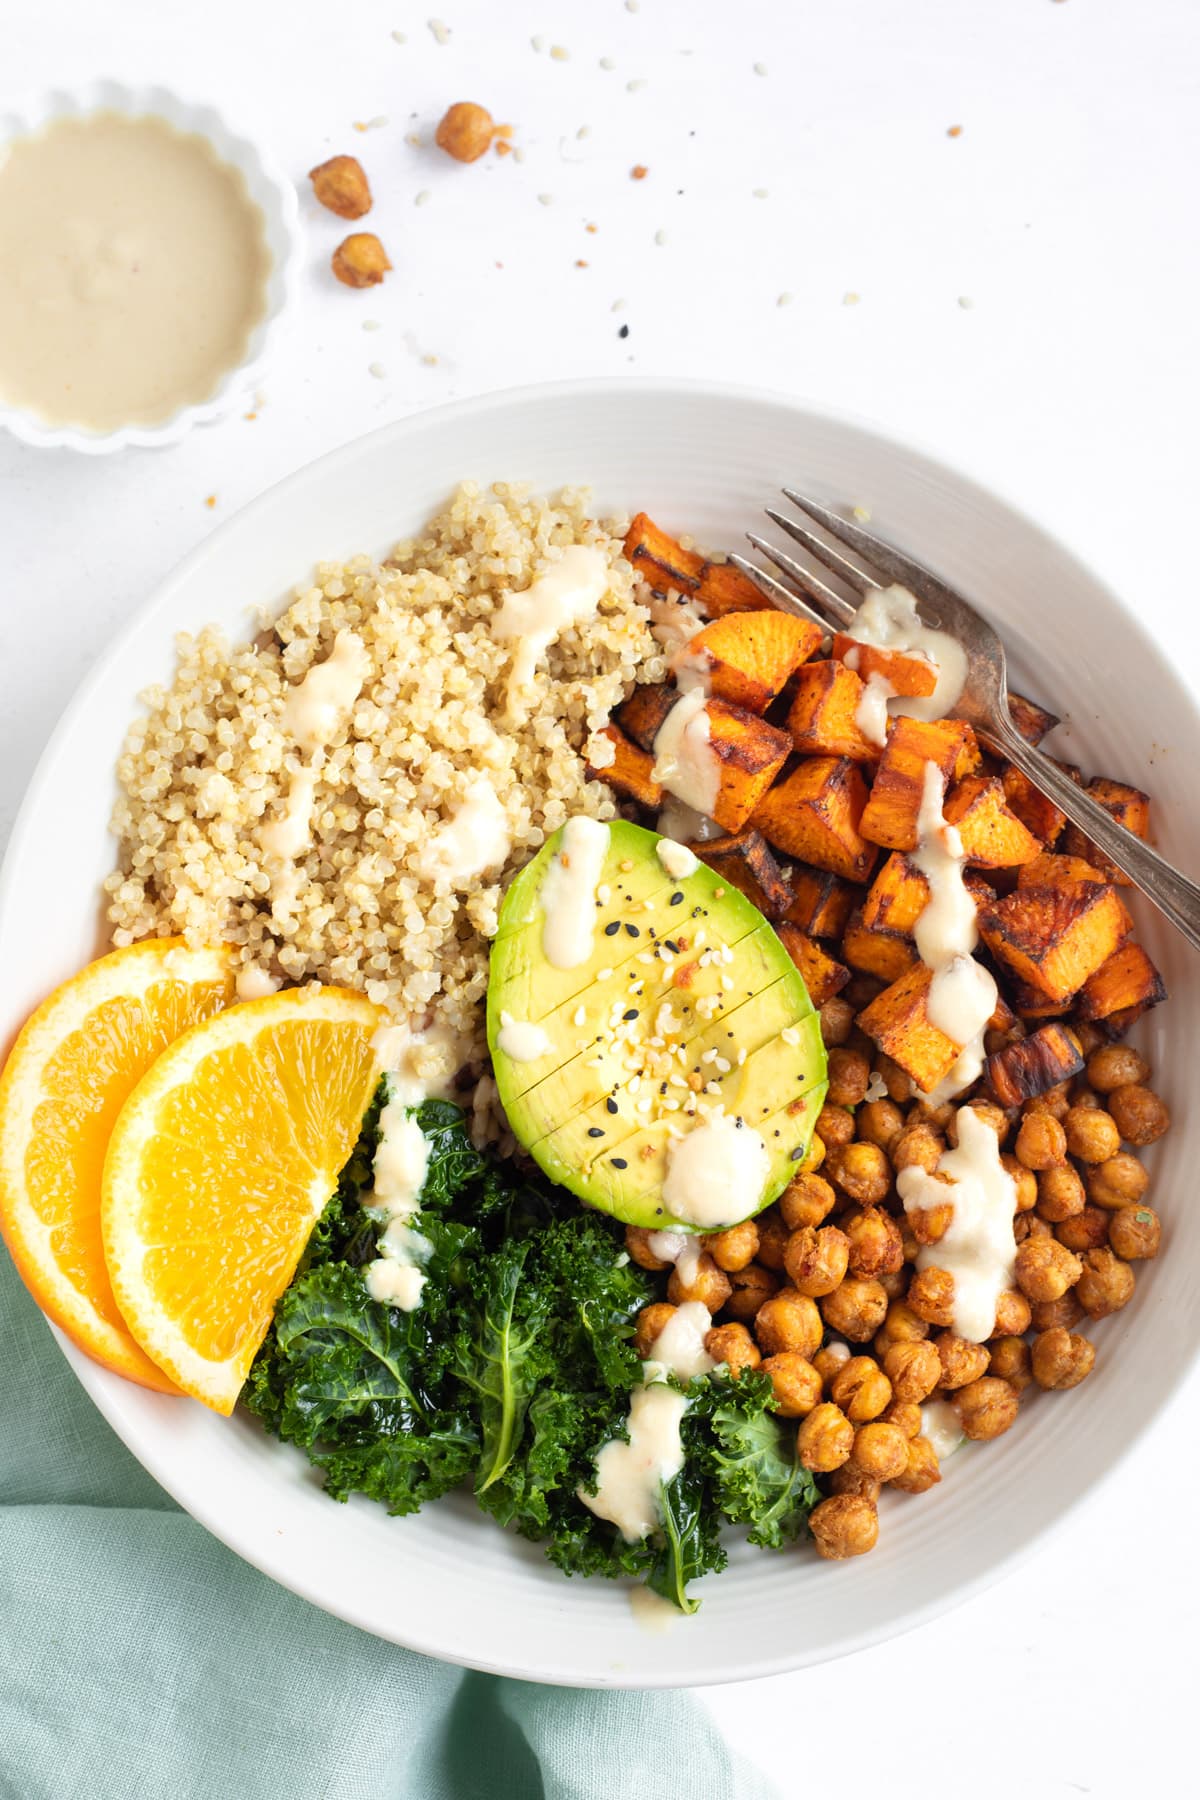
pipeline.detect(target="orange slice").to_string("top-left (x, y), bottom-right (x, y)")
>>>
top-left (0, 940), bottom-right (236, 1392)
top-left (101, 986), bottom-right (383, 1414)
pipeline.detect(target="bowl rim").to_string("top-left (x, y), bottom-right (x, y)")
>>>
top-left (0, 78), bottom-right (302, 455)
top-left (4, 375), bottom-right (1197, 1683)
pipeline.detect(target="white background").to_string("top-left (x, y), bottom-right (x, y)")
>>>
top-left (3, 2), bottom-right (1198, 1795)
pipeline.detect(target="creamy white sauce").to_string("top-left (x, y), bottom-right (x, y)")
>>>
top-left (364, 1258), bottom-right (427, 1309)
top-left (643, 1301), bottom-right (717, 1383)
top-left (898, 1106), bottom-right (1018, 1343)
top-left (651, 688), bottom-right (719, 816)
top-left (662, 1114), bottom-right (771, 1228)
top-left (264, 631), bottom-right (369, 900)
top-left (496, 1011), bottom-right (554, 1062)
top-left (655, 836), bottom-right (699, 880)
top-left (538, 816), bottom-right (610, 969)
top-left (363, 1084), bottom-right (433, 1311)
top-left (629, 1584), bottom-right (679, 1634)
top-left (417, 778), bottom-right (510, 886)
top-left (842, 585), bottom-right (967, 723)
top-left (492, 544), bottom-right (610, 717)
top-left (921, 1398), bottom-right (965, 1460)
top-left (646, 1228), bottom-right (704, 1292)
top-left (260, 762), bottom-right (320, 859)
top-left (910, 762), bottom-right (996, 1098)
top-left (656, 798), bottom-right (723, 844)
top-left (369, 1019), bottom-right (464, 1105)
top-left (234, 965), bottom-right (280, 1002)
top-left (854, 670), bottom-right (896, 748)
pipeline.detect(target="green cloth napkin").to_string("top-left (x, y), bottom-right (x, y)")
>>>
top-left (0, 1253), bottom-right (774, 1800)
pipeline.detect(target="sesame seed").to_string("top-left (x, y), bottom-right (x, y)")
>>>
top-left (538, 193), bottom-right (555, 207)
top-left (368, 362), bottom-right (387, 379)
top-left (392, 29), bottom-right (407, 42)
top-left (531, 34), bottom-right (544, 51)
top-left (624, 923), bottom-right (640, 937)
top-left (550, 44), bottom-right (570, 61)
top-left (607, 1097), bottom-right (619, 1114)
top-left (957, 295), bottom-right (975, 310)
top-left (627, 78), bottom-right (648, 92)
top-left (597, 968), bottom-right (612, 981)
top-left (428, 18), bottom-right (450, 45)
top-left (604, 920), bottom-right (621, 936)
top-left (754, 61), bottom-right (768, 75)
top-left (600, 56), bottom-right (616, 70)
top-left (752, 187), bottom-right (769, 199)
top-left (776, 292), bottom-right (793, 307)
top-left (415, 190), bottom-right (431, 206)
top-left (843, 291), bottom-right (861, 306)
top-left (611, 297), bottom-right (628, 313)
top-left (588, 1127), bottom-right (605, 1138)
top-left (790, 1145), bottom-right (804, 1161)
top-left (623, 1008), bottom-right (640, 1021)
top-left (654, 228), bottom-right (668, 246)
top-left (362, 319), bottom-right (382, 332)
top-left (573, 1006), bottom-right (586, 1026)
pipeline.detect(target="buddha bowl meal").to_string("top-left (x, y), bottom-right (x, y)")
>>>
top-left (0, 483), bottom-right (1170, 1614)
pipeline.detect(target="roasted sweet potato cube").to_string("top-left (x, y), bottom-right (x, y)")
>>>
top-left (684, 612), bottom-right (823, 714)
top-left (776, 922), bottom-right (850, 1007)
top-left (1008, 979), bottom-right (1071, 1021)
top-left (624, 513), bottom-right (704, 595)
top-left (977, 883), bottom-right (1132, 1002)
top-left (787, 661), bottom-right (880, 764)
top-left (841, 911), bottom-right (918, 983)
top-left (942, 775), bottom-right (1043, 868)
top-left (697, 829), bottom-right (794, 922)
top-left (856, 963), bottom-right (964, 1093)
top-left (1002, 766), bottom-right (1066, 848)
top-left (706, 700), bottom-right (792, 832)
top-left (984, 1022), bottom-right (1084, 1109)
top-left (1074, 942), bottom-right (1167, 1023)
top-left (751, 757), bottom-right (878, 883)
top-left (859, 717), bottom-right (981, 851)
top-left (987, 990), bottom-right (1017, 1034)
top-left (785, 866), bottom-right (856, 940)
top-left (617, 683), bottom-right (679, 753)
top-left (1007, 691), bottom-right (1060, 745)
top-left (1017, 852), bottom-right (1106, 893)
top-left (695, 558), bottom-right (774, 617)
top-left (862, 854), bottom-right (931, 935)
top-left (831, 634), bottom-right (938, 698)
top-left (585, 725), bottom-right (663, 807)
top-left (1062, 777), bottom-right (1152, 887)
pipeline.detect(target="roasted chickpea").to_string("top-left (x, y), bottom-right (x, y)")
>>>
top-left (1016, 1110), bottom-right (1067, 1171)
top-left (1086, 1151), bottom-right (1149, 1210)
top-left (1036, 1164), bottom-right (1086, 1223)
top-left (1014, 1236), bottom-right (1082, 1304)
top-left (878, 1267), bottom-right (908, 1299)
top-left (778, 1173), bottom-right (837, 1231)
top-left (899, 1221), bottom-right (922, 1264)
top-left (857, 1098), bottom-right (905, 1153)
top-left (434, 100), bottom-right (496, 162)
top-left (809, 1493), bottom-right (879, 1559)
top-left (1075, 1246), bottom-right (1135, 1318)
top-left (820, 1276), bottom-right (889, 1342)
top-left (825, 1141), bottom-right (892, 1206)
top-left (331, 232), bottom-right (392, 288)
top-left (947, 1099), bottom-right (1010, 1147)
top-left (907, 1266), bottom-right (957, 1328)
top-left (816, 1102), bottom-right (855, 1148)
top-left (988, 1335), bottom-right (1033, 1392)
top-left (784, 1224), bottom-right (850, 1297)
top-left (754, 1208), bottom-right (790, 1271)
top-left (1107, 1085), bottom-right (1170, 1147)
top-left (1031, 1326), bottom-right (1096, 1390)
top-left (831, 1354), bottom-right (892, 1422)
top-left (890, 1122), bottom-right (945, 1177)
top-left (908, 1097), bottom-right (955, 1134)
top-left (723, 1263), bottom-right (779, 1321)
top-left (955, 1375), bottom-right (1020, 1441)
top-left (906, 1189), bottom-right (955, 1246)
top-left (819, 994), bottom-right (855, 1046)
top-left (1071, 1080), bottom-right (1103, 1110)
top-left (1055, 1206), bottom-right (1110, 1253)
top-left (843, 1206), bottom-right (904, 1277)
top-left (825, 1047), bottom-right (871, 1108)
top-left (1086, 1044), bottom-right (1149, 1093)
top-left (761, 1351), bottom-right (823, 1417)
top-left (797, 1401), bottom-right (854, 1472)
top-left (883, 1338), bottom-right (941, 1403)
top-left (308, 154), bottom-right (373, 219)
top-left (1072, 1021), bottom-right (1106, 1057)
top-left (754, 1288), bottom-right (823, 1358)
top-left (1014, 1211), bottom-right (1052, 1244)
top-left (1001, 1153), bottom-right (1039, 1214)
top-left (890, 1434), bottom-right (942, 1494)
top-left (704, 1218), bottom-right (760, 1272)
top-left (873, 1052), bottom-right (913, 1104)
top-left (1030, 1290), bottom-right (1085, 1333)
top-left (881, 1398), bottom-right (923, 1437)
top-left (1108, 1203), bottom-right (1161, 1261)
top-left (879, 1298), bottom-right (930, 1346)
top-left (850, 1420), bottom-right (909, 1482)
top-left (1063, 1104), bottom-right (1121, 1165)
top-left (634, 1303), bottom-right (676, 1359)
top-left (704, 1322), bottom-right (761, 1378)
top-left (1026, 1079), bottom-right (1071, 1121)
top-left (934, 1333), bottom-right (990, 1390)
top-left (625, 1225), bottom-right (671, 1270)
top-left (812, 1340), bottom-right (852, 1387)
top-left (826, 1464), bottom-right (882, 1501)
top-left (667, 1251), bottom-right (731, 1311)
top-left (993, 1288), bottom-right (1032, 1337)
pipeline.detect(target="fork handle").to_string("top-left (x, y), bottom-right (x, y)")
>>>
top-left (993, 718), bottom-right (1200, 954)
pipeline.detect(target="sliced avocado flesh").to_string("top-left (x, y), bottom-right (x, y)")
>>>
top-left (487, 819), bottom-right (828, 1230)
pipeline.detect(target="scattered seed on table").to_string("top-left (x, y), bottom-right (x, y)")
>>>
top-left (391, 29), bottom-right (407, 43)
top-left (947, 123), bottom-right (963, 137)
top-left (368, 362), bottom-right (387, 379)
top-left (843, 290), bottom-right (861, 306)
top-left (777, 292), bottom-right (793, 307)
top-left (428, 19), bottom-right (450, 45)
top-left (753, 187), bottom-right (768, 198)
top-left (531, 34), bottom-right (544, 51)
top-left (600, 57), bottom-right (616, 71)
top-left (618, 323), bottom-right (630, 338)
top-left (957, 295), bottom-right (975, 309)
top-left (577, 125), bottom-right (591, 138)
top-left (654, 228), bottom-right (667, 245)
top-left (627, 78), bottom-right (648, 92)
top-left (415, 190), bottom-right (431, 206)
top-left (550, 44), bottom-right (570, 61)
top-left (631, 164), bottom-right (648, 180)
top-left (612, 297), bottom-right (627, 311)
top-left (362, 319), bottom-right (382, 331)
top-left (538, 193), bottom-right (554, 206)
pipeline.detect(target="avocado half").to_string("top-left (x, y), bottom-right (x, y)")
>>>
top-left (487, 819), bottom-right (828, 1230)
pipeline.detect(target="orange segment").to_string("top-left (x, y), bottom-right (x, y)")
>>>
top-left (0, 940), bottom-right (236, 1392)
top-left (101, 986), bottom-right (383, 1414)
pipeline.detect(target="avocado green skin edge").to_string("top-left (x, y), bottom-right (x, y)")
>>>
top-left (486, 819), bottom-right (829, 1231)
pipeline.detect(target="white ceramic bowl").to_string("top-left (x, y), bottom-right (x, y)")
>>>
top-left (0, 380), bottom-right (1193, 1685)
top-left (0, 80), bottom-right (301, 454)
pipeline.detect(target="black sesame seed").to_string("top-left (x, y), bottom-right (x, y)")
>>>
top-left (623, 1008), bottom-right (639, 1021)
top-left (588, 1127), bottom-right (605, 1138)
top-left (665, 940), bottom-right (680, 954)
top-left (611, 1157), bottom-right (629, 1169)
top-left (618, 323), bottom-right (630, 339)
top-left (604, 920), bottom-right (621, 937)
top-left (670, 891), bottom-right (684, 906)
top-left (624, 923), bottom-right (640, 938)
top-left (790, 1145), bottom-right (804, 1161)
top-left (606, 1097), bottom-right (618, 1115)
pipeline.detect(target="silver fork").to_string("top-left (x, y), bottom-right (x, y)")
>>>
top-left (731, 490), bottom-right (1200, 954)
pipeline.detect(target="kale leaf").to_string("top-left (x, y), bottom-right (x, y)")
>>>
top-left (692, 1371), bottom-right (820, 1549)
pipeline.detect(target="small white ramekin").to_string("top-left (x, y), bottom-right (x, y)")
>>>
top-left (0, 80), bottom-right (302, 455)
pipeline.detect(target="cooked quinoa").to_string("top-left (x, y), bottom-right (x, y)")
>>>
top-left (105, 483), bottom-right (663, 1087)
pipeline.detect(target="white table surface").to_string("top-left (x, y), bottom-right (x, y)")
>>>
top-left (3, 2), bottom-right (1198, 1794)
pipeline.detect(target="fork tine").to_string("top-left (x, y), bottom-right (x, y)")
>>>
top-left (780, 488), bottom-right (953, 610)
top-left (728, 552), bottom-right (832, 631)
top-left (764, 506), bottom-right (880, 598)
top-left (744, 532), bottom-right (858, 628)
